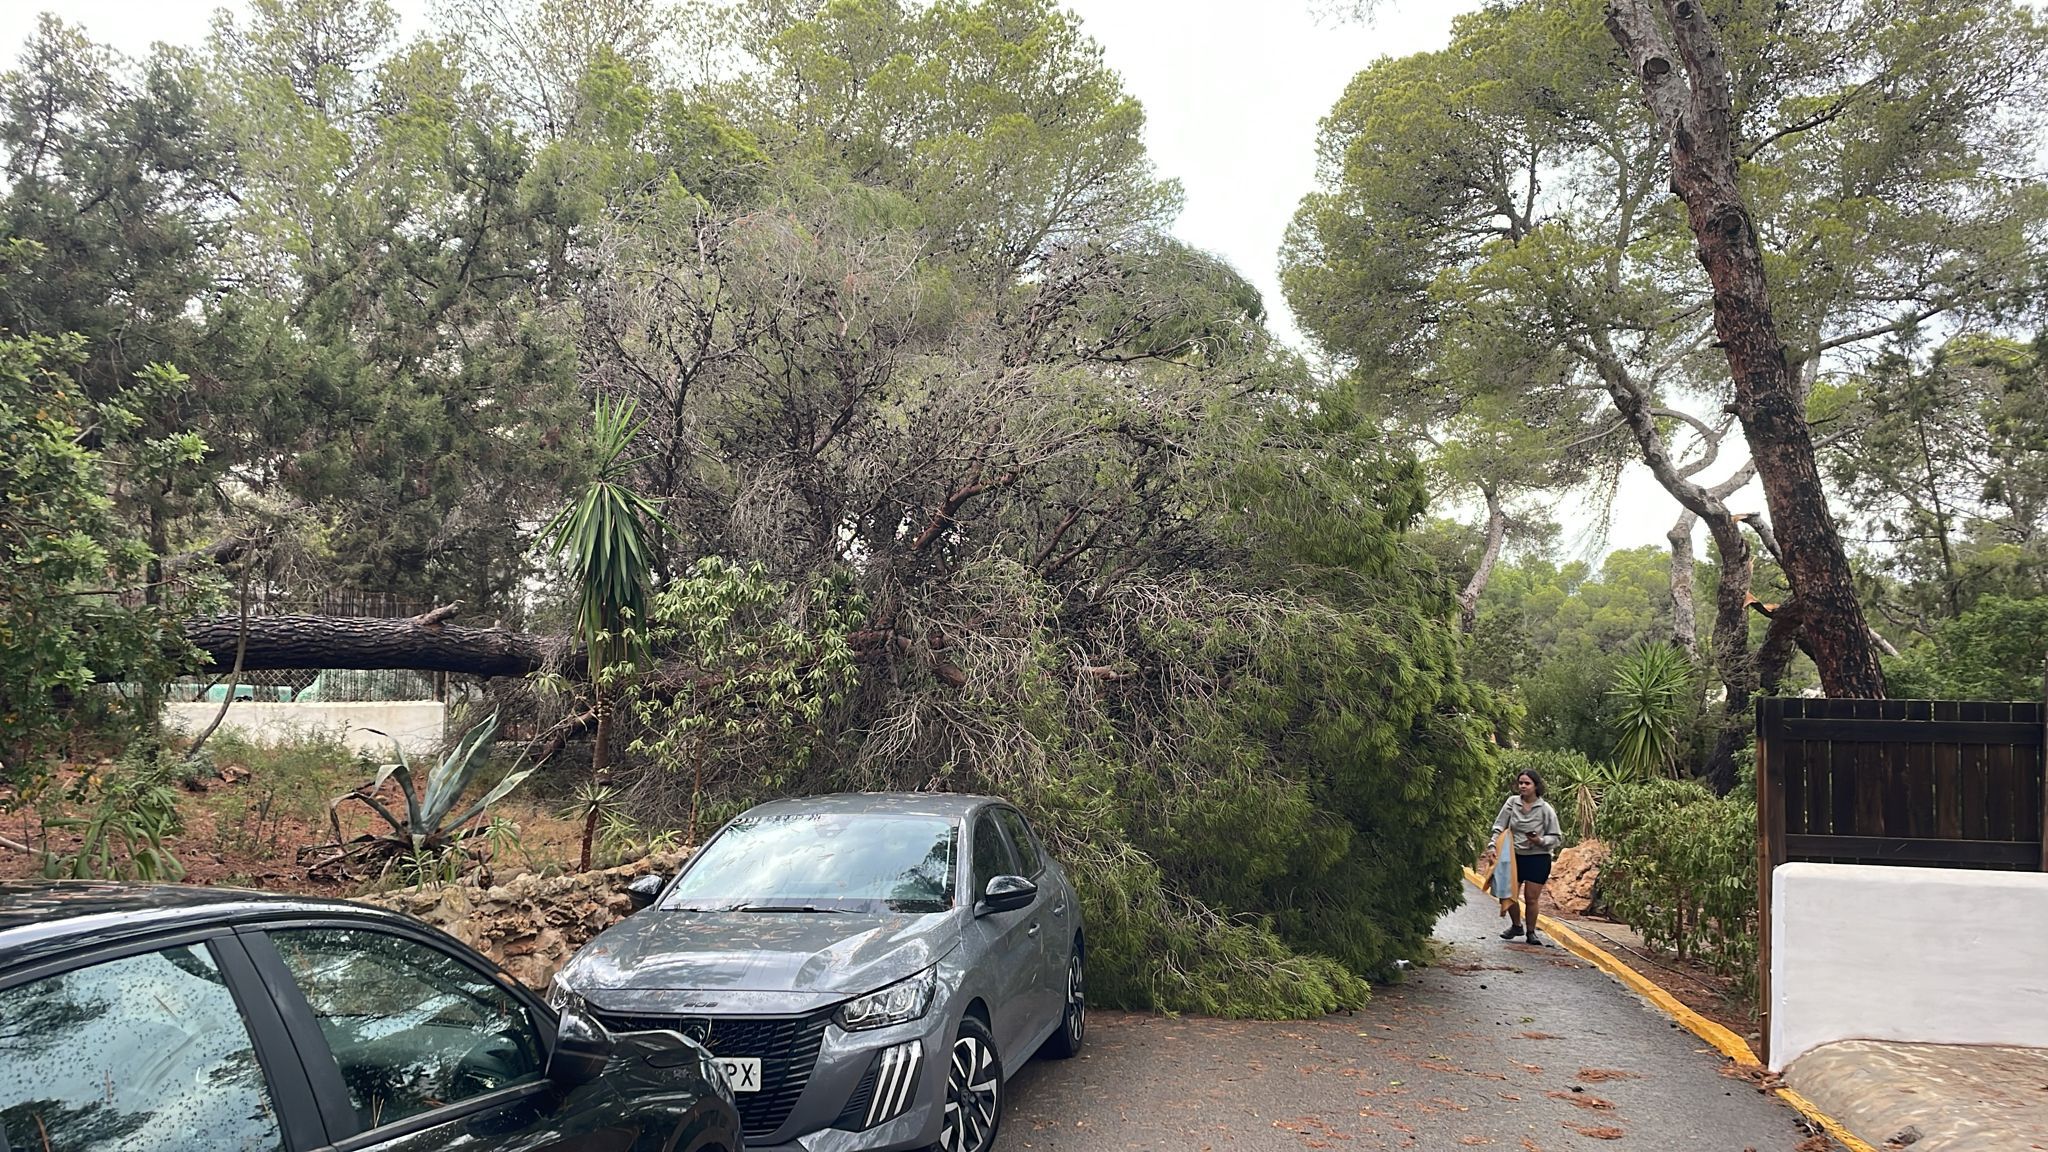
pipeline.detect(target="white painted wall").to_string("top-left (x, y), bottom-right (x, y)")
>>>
top-left (164, 701), bottom-right (446, 758)
top-left (1770, 862), bottom-right (2048, 1070)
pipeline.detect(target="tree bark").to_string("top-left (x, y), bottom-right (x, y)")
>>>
top-left (183, 575), bottom-right (252, 763)
top-left (1605, 0), bottom-right (1886, 699)
top-left (1459, 485), bottom-right (1508, 633)
top-left (1667, 510), bottom-right (1699, 655)
top-left (581, 695), bottom-right (611, 872)
top-left (179, 612), bottom-right (569, 678)
top-left (1574, 337), bottom-right (1755, 792)
top-left (1700, 512), bottom-right (1752, 795)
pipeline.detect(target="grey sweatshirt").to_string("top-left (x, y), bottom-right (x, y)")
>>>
top-left (1491, 796), bottom-right (1562, 854)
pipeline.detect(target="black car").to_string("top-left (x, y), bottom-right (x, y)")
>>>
top-left (0, 881), bottom-right (742, 1152)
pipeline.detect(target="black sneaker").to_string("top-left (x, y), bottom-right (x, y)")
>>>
top-left (1524, 933), bottom-right (1547, 947)
top-left (1499, 924), bottom-right (1524, 940)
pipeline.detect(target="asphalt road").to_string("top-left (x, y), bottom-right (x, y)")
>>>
top-left (1005, 888), bottom-right (1834, 1152)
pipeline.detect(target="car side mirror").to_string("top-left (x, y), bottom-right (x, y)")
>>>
top-left (626, 872), bottom-right (667, 912)
top-left (547, 1008), bottom-right (615, 1087)
top-left (977, 874), bottom-right (1037, 916)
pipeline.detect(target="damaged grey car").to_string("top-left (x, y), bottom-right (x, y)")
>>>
top-left (548, 793), bottom-right (1085, 1152)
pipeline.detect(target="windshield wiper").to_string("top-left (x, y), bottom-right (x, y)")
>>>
top-left (729, 902), bottom-right (853, 914)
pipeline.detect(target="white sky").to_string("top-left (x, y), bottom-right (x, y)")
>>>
top-left (3, 0), bottom-right (1698, 558)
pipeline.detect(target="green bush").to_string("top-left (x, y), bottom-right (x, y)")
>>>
top-left (1072, 836), bottom-right (1370, 1019)
top-left (1595, 779), bottom-right (1757, 988)
top-left (1884, 595), bottom-right (2048, 700)
top-left (40, 750), bottom-right (186, 881)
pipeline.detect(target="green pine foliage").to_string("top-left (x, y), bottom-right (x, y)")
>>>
top-left (0, 0), bottom-right (1519, 1016)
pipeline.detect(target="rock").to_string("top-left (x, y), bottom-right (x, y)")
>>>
top-left (1546, 838), bottom-right (1609, 917)
top-left (1886, 1126), bottom-right (1922, 1147)
top-left (360, 848), bottom-right (692, 989)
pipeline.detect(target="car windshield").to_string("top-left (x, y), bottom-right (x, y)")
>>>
top-left (663, 812), bottom-right (960, 914)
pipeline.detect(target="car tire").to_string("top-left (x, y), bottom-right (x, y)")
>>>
top-left (933, 1015), bottom-right (1004, 1152)
top-left (1042, 944), bottom-right (1084, 1059)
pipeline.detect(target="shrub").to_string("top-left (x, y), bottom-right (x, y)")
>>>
top-left (1595, 779), bottom-right (1757, 988)
top-left (320, 714), bottom-right (537, 877)
top-left (40, 751), bottom-right (186, 881)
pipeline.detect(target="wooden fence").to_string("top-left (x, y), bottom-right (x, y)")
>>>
top-left (1754, 696), bottom-right (2048, 1064)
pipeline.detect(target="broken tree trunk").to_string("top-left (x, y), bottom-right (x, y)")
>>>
top-left (180, 609), bottom-right (569, 678)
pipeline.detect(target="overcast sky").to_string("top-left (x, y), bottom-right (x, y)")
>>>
top-left (2, 0), bottom-right (1696, 558)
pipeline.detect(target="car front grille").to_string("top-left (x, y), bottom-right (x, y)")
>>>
top-left (594, 1009), bottom-right (832, 1140)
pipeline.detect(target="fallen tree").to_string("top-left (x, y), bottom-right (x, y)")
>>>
top-left (179, 604), bottom-right (568, 679)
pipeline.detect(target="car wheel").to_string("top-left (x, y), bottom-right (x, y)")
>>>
top-left (1043, 945), bottom-right (1084, 1059)
top-left (935, 1016), bottom-right (1003, 1152)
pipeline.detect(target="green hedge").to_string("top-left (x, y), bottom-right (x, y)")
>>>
top-left (1594, 779), bottom-right (1757, 988)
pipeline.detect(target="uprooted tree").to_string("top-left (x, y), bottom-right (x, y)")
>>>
top-left (7, 0), bottom-right (1503, 1017)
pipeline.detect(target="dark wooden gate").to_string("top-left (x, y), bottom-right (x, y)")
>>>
top-left (1754, 697), bottom-right (2048, 1063)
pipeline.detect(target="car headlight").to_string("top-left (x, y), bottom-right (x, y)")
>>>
top-left (835, 968), bottom-right (938, 1031)
top-left (546, 972), bottom-right (586, 1015)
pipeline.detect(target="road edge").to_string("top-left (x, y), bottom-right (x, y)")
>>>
top-left (1459, 867), bottom-right (1876, 1152)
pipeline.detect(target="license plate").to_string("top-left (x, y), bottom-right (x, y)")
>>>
top-left (716, 1057), bottom-right (763, 1092)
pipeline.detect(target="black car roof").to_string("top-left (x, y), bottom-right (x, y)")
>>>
top-left (0, 880), bottom-right (405, 968)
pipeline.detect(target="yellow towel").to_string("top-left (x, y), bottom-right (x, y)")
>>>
top-left (1487, 827), bottom-right (1519, 918)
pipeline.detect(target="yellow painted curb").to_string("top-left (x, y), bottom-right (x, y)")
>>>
top-left (1460, 867), bottom-right (1878, 1152)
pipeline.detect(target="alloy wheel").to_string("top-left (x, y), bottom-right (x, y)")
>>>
top-left (939, 1030), bottom-right (1001, 1152)
top-left (1065, 954), bottom-right (1085, 1048)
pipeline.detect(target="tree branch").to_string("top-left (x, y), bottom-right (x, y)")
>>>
top-left (910, 471), bottom-right (1020, 554)
top-left (182, 574), bottom-right (253, 765)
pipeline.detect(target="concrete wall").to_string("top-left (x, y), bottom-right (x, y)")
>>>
top-left (164, 700), bottom-right (446, 758)
top-left (1770, 862), bottom-right (2048, 1070)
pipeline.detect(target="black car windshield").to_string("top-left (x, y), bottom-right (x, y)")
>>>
top-left (664, 813), bottom-right (960, 914)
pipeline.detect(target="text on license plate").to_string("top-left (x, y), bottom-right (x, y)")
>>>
top-left (716, 1057), bottom-right (762, 1092)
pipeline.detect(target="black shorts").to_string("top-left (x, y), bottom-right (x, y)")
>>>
top-left (1515, 853), bottom-right (1553, 885)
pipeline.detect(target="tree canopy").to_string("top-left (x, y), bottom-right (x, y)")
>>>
top-left (0, 0), bottom-right (1503, 1015)
top-left (1287, 0), bottom-right (2048, 785)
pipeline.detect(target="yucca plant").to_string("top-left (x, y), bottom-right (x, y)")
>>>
top-left (329, 713), bottom-right (537, 870)
top-left (542, 397), bottom-right (667, 869)
top-left (1572, 758), bottom-right (1644, 841)
top-left (1608, 641), bottom-right (1694, 779)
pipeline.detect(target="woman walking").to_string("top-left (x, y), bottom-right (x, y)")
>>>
top-left (1491, 769), bottom-right (1563, 946)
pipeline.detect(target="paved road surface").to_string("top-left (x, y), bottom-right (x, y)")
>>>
top-left (1006, 887), bottom-right (1832, 1151)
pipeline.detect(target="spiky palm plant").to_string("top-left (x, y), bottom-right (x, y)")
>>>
top-left (542, 397), bottom-right (667, 869)
top-left (1608, 641), bottom-right (1694, 779)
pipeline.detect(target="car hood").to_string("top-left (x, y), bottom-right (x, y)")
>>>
top-left (563, 909), bottom-right (958, 1003)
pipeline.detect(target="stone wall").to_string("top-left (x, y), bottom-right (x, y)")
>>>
top-left (165, 700), bottom-right (446, 757)
top-left (362, 850), bottom-right (691, 989)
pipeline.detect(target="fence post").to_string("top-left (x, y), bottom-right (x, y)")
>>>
top-left (1755, 698), bottom-right (1774, 1067)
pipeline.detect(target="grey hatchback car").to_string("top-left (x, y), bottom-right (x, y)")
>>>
top-left (548, 793), bottom-right (1085, 1152)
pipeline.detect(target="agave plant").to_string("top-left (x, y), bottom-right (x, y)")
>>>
top-left (328, 713), bottom-right (538, 868)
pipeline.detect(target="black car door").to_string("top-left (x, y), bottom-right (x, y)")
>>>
top-left (239, 921), bottom-right (635, 1152)
top-left (0, 930), bottom-right (325, 1152)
